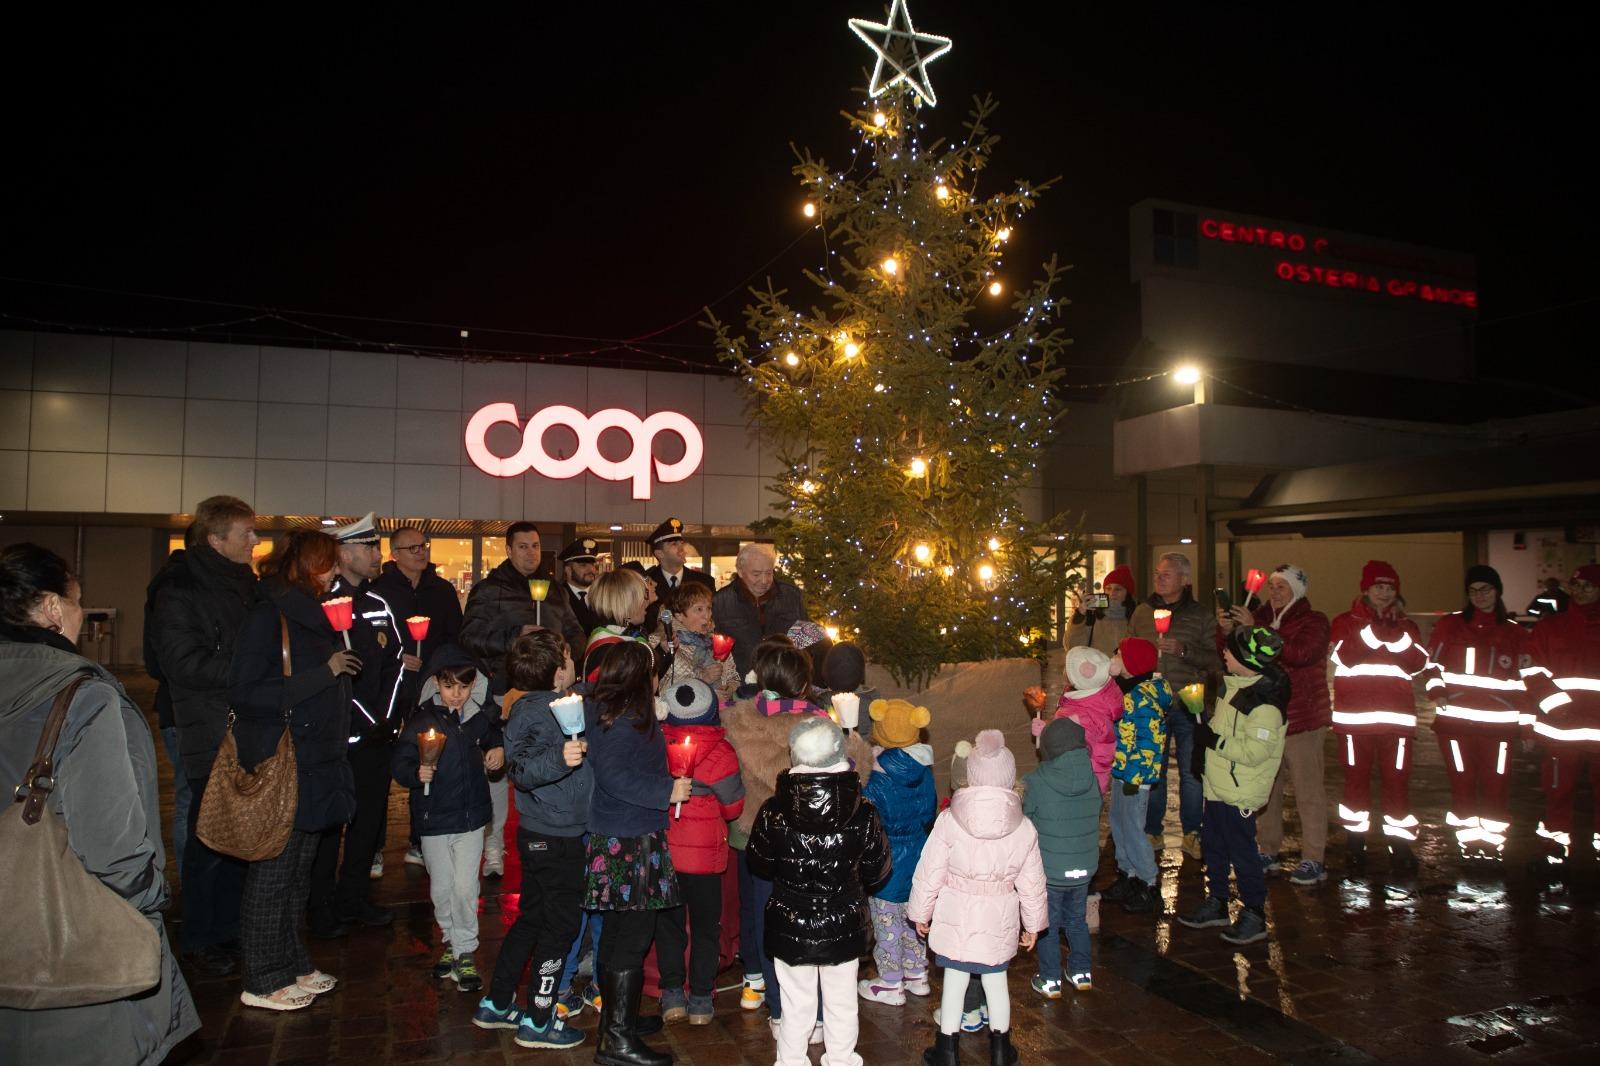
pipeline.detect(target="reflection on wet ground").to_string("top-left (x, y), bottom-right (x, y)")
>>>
top-left (125, 672), bottom-right (1597, 1064)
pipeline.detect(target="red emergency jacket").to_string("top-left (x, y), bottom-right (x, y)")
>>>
top-left (1425, 611), bottom-right (1529, 739)
top-left (1522, 601), bottom-right (1600, 752)
top-left (661, 721), bottom-right (745, 874)
top-left (1329, 599), bottom-right (1428, 735)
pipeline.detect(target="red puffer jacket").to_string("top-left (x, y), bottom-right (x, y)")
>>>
top-left (1328, 599), bottom-right (1428, 735)
top-left (1425, 611), bottom-right (1529, 739)
top-left (662, 722), bottom-right (745, 874)
top-left (1218, 597), bottom-right (1331, 735)
top-left (1522, 601), bottom-right (1600, 753)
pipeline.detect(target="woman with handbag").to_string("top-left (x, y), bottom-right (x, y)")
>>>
top-left (0, 543), bottom-right (199, 1064)
top-left (227, 531), bottom-right (361, 1011)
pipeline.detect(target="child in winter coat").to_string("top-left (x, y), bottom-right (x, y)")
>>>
top-left (1101, 637), bottom-right (1175, 915)
top-left (1179, 627), bottom-right (1288, 946)
top-left (472, 631), bottom-right (589, 1049)
top-left (657, 678), bottom-right (746, 1025)
top-left (858, 699), bottom-right (938, 1006)
top-left (748, 717), bottom-right (890, 1066)
top-left (1030, 646), bottom-right (1122, 793)
top-left (909, 730), bottom-right (1048, 1066)
top-left (1023, 718), bottom-right (1103, 997)
top-left (662, 582), bottom-right (740, 704)
top-left (392, 644), bottom-right (505, 994)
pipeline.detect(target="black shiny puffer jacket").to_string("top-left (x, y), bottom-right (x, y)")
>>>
top-left (747, 768), bottom-right (891, 966)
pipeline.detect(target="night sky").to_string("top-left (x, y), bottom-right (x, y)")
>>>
top-left (2, 5), bottom-right (1588, 392)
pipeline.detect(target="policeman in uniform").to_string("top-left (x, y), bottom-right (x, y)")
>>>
top-left (560, 536), bottom-right (604, 638)
top-left (308, 512), bottom-right (407, 936)
top-left (644, 517), bottom-right (714, 603)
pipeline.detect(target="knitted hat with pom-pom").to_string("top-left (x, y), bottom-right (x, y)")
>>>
top-left (964, 729), bottom-right (1016, 789)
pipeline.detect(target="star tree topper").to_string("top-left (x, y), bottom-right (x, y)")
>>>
top-left (847, 0), bottom-right (953, 107)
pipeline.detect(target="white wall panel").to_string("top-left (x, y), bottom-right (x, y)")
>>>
top-left (108, 395), bottom-right (184, 454)
top-left (527, 364), bottom-right (588, 410)
top-left (461, 362), bottom-right (526, 413)
top-left (258, 347), bottom-right (330, 403)
top-left (106, 454), bottom-right (183, 513)
top-left (396, 356), bottom-right (462, 411)
top-left (460, 468), bottom-right (524, 522)
top-left (256, 403), bottom-right (328, 460)
top-left (327, 461), bottom-right (394, 517)
top-left (256, 460), bottom-right (327, 515)
top-left (328, 405), bottom-right (396, 463)
top-left (0, 450), bottom-right (26, 508)
top-left (524, 472), bottom-right (586, 522)
top-left (395, 409), bottom-right (463, 466)
top-left (28, 452), bottom-right (106, 511)
top-left (585, 368), bottom-right (646, 417)
top-left (0, 333), bottom-right (32, 388)
top-left (187, 343), bottom-right (260, 400)
top-left (0, 390), bottom-right (30, 450)
top-left (584, 476), bottom-right (647, 526)
top-left (393, 464), bottom-right (460, 518)
top-left (111, 338), bottom-right (187, 396)
top-left (31, 392), bottom-right (109, 452)
top-left (183, 457), bottom-right (256, 512)
top-left (33, 334), bottom-right (112, 393)
top-left (331, 351), bottom-right (397, 408)
top-left (701, 475), bottom-right (761, 526)
top-left (186, 399), bottom-right (257, 456)
top-left (701, 423), bottom-right (760, 476)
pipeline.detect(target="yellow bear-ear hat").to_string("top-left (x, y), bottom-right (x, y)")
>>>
top-left (868, 697), bottom-right (931, 749)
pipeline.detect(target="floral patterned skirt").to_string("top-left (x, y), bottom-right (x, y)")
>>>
top-left (582, 829), bottom-right (681, 911)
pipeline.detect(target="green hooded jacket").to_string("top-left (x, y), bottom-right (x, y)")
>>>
top-left (1202, 673), bottom-right (1287, 813)
top-left (1022, 746), bottom-right (1101, 889)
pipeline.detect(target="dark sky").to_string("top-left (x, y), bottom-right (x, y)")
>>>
top-left (1, 5), bottom-right (1589, 388)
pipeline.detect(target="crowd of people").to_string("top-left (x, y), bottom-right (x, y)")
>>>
top-left (1, 495), bottom-right (1597, 1065)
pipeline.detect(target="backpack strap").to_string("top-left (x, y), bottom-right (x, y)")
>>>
top-left (14, 674), bottom-right (92, 825)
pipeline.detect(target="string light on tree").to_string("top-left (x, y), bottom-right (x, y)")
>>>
top-left (988, 280), bottom-right (1003, 296)
top-left (803, 201), bottom-right (817, 218)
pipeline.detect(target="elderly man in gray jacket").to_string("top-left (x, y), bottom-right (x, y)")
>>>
top-left (1129, 552), bottom-right (1220, 861)
top-left (711, 543), bottom-right (809, 677)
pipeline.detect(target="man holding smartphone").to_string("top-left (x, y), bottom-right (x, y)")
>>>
top-left (1129, 552), bottom-right (1220, 862)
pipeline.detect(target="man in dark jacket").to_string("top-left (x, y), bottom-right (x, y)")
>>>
top-left (712, 542), bottom-right (809, 677)
top-left (372, 525), bottom-right (462, 715)
top-left (1129, 552), bottom-right (1220, 862)
top-left (144, 535), bottom-right (192, 878)
top-left (309, 513), bottom-right (407, 936)
top-left (461, 522), bottom-right (586, 666)
top-left (150, 495), bottom-right (260, 975)
top-left (644, 517), bottom-right (715, 603)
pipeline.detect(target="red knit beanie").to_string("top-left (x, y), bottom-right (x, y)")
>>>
top-left (1118, 637), bottom-right (1159, 678)
top-left (1574, 563), bottom-right (1600, 586)
top-left (1102, 564), bottom-right (1135, 600)
top-left (1361, 560), bottom-right (1400, 594)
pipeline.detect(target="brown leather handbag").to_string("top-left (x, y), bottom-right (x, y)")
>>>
top-left (196, 615), bottom-right (299, 862)
top-left (0, 675), bottom-right (162, 1008)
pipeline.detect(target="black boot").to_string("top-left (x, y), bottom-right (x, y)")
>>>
top-left (922, 1031), bottom-right (960, 1065)
top-left (594, 968), bottom-right (672, 1066)
top-left (990, 1028), bottom-right (1018, 1066)
top-left (1121, 877), bottom-right (1156, 913)
top-left (1388, 842), bottom-right (1418, 875)
top-left (1100, 872), bottom-right (1133, 903)
top-left (1345, 833), bottom-right (1367, 872)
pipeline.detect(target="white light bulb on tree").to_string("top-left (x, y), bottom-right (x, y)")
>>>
top-left (803, 202), bottom-right (817, 218)
top-left (784, 352), bottom-right (799, 367)
top-left (843, 342), bottom-right (861, 358)
top-left (882, 256), bottom-right (899, 275)
top-left (913, 543), bottom-right (931, 563)
top-left (988, 280), bottom-right (1002, 296)
top-left (987, 537), bottom-right (1000, 552)
top-left (909, 457), bottom-right (927, 477)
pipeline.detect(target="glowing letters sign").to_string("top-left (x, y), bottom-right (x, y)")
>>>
top-left (1198, 215), bottom-right (1478, 309)
top-left (464, 403), bottom-right (704, 500)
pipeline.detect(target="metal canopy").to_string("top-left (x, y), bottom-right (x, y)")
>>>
top-left (1218, 433), bottom-right (1600, 538)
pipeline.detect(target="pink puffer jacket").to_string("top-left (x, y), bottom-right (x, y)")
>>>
top-left (1056, 679), bottom-right (1122, 793)
top-left (906, 785), bottom-right (1048, 967)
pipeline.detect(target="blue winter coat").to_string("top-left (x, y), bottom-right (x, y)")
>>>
top-left (392, 673), bottom-right (501, 837)
top-left (1111, 675), bottom-right (1174, 787)
top-left (506, 689), bottom-right (592, 837)
top-left (863, 744), bottom-right (937, 903)
top-left (1022, 746), bottom-right (1101, 889)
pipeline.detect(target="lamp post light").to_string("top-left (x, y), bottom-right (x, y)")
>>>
top-left (1172, 363), bottom-right (1208, 405)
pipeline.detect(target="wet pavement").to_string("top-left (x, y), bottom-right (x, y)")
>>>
top-left (126, 671), bottom-right (1600, 1065)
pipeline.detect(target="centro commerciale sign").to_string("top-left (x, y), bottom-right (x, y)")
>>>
top-left (464, 403), bottom-right (704, 500)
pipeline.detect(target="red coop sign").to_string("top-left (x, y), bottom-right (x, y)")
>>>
top-left (465, 403), bottom-right (704, 500)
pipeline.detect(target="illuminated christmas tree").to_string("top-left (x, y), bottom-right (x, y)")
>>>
top-left (710, 13), bottom-right (1083, 686)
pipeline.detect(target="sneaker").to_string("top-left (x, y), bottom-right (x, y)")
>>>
top-left (431, 951), bottom-right (456, 980)
top-left (687, 993), bottom-right (715, 1025)
top-left (1288, 860), bottom-right (1327, 885)
top-left (472, 997), bottom-right (525, 1030)
top-left (482, 852), bottom-right (504, 879)
top-left (555, 988), bottom-right (585, 1019)
top-left (404, 845), bottom-right (425, 866)
top-left (1182, 832), bottom-right (1203, 861)
top-left (369, 853), bottom-right (384, 879)
top-left (1121, 877), bottom-right (1156, 914)
top-left (581, 982), bottom-right (602, 1012)
top-left (857, 978), bottom-right (906, 1005)
top-left (740, 976), bottom-right (765, 1011)
top-left (1177, 897), bottom-right (1231, 929)
top-left (452, 953), bottom-right (482, 993)
top-left (1147, 832), bottom-right (1165, 853)
top-left (515, 1014), bottom-right (585, 1049)
top-left (903, 972), bottom-right (931, 997)
top-left (1220, 907), bottom-right (1268, 945)
top-left (934, 1005), bottom-right (988, 1033)
top-left (1259, 851), bottom-right (1284, 874)
top-left (1100, 873), bottom-right (1133, 903)
top-left (1071, 972), bottom-right (1093, 992)
top-left (659, 988), bottom-right (688, 1023)
top-left (1031, 975), bottom-right (1062, 999)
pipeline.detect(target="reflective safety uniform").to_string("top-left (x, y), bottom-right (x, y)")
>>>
top-left (1521, 600), bottom-right (1600, 864)
top-left (1424, 611), bottom-right (1529, 858)
top-left (1329, 600), bottom-right (1429, 845)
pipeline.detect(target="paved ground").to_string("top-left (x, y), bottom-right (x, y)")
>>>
top-left (130, 670), bottom-right (1600, 1065)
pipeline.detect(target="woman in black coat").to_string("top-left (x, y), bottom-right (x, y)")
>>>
top-left (227, 531), bottom-right (361, 1011)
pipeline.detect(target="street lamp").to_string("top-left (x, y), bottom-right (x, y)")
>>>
top-left (1172, 363), bottom-right (1208, 405)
